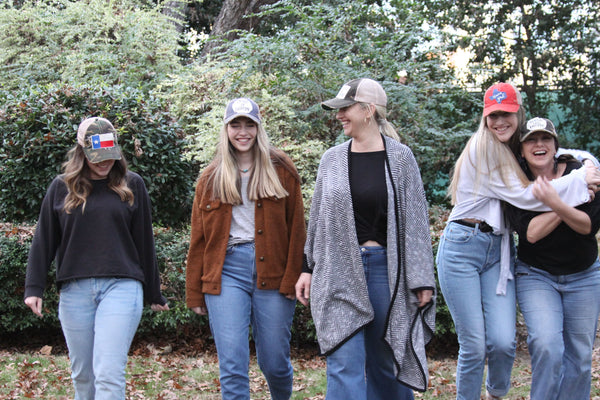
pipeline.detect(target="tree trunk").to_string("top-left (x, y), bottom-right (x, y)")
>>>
top-left (201, 0), bottom-right (277, 57)
top-left (162, 1), bottom-right (188, 34)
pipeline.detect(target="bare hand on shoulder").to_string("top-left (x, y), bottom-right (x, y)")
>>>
top-left (584, 164), bottom-right (600, 187)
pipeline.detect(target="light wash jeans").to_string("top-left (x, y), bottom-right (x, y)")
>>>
top-left (325, 246), bottom-right (414, 400)
top-left (436, 222), bottom-right (516, 400)
top-left (58, 277), bottom-right (143, 400)
top-left (516, 259), bottom-right (600, 400)
top-left (205, 242), bottom-right (296, 400)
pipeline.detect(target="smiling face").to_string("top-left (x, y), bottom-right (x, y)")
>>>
top-left (227, 117), bottom-right (258, 154)
top-left (521, 131), bottom-right (557, 169)
top-left (486, 111), bottom-right (519, 143)
top-left (336, 103), bottom-right (370, 137)
top-left (86, 158), bottom-right (115, 180)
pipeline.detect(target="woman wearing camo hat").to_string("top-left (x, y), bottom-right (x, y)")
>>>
top-left (186, 98), bottom-right (306, 400)
top-left (24, 116), bottom-right (169, 399)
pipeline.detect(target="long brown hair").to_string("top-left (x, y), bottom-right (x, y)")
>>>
top-left (62, 145), bottom-right (134, 213)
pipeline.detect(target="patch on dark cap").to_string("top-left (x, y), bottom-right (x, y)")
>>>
top-left (520, 117), bottom-right (558, 142)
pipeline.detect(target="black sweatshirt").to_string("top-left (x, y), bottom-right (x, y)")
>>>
top-left (505, 161), bottom-right (600, 275)
top-left (24, 171), bottom-right (166, 305)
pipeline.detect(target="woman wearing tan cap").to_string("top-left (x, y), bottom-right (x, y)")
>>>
top-left (296, 78), bottom-right (436, 399)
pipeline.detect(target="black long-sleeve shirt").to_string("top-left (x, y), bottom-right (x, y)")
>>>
top-left (505, 161), bottom-right (600, 275)
top-left (25, 171), bottom-right (166, 305)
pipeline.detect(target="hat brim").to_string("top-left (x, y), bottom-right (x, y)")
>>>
top-left (520, 129), bottom-right (558, 142)
top-left (224, 113), bottom-right (261, 125)
top-left (321, 98), bottom-right (357, 110)
top-left (83, 146), bottom-right (122, 163)
top-left (483, 103), bottom-right (520, 117)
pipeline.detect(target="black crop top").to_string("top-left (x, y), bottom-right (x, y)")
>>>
top-left (349, 150), bottom-right (388, 246)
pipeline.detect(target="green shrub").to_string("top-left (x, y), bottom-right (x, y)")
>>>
top-left (0, 223), bottom-right (202, 336)
top-left (0, 214), bottom-right (457, 347)
top-left (0, 84), bottom-right (196, 227)
top-left (0, 223), bottom-right (59, 333)
top-left (157, 68), bottom-right (327, 216)
top-left (158, 0), bottom-right (476, 208)
top-left (137, 227), bottom-right (206, 335)
top-left (0, 0), bottom-right (182, 92)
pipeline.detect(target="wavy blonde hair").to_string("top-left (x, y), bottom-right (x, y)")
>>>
top-left (62, 145), bottom-right (134, 213)
top-left (206, 119), bottom-right (289, 204)
top-left (448, 107), bottom-right (529, 204)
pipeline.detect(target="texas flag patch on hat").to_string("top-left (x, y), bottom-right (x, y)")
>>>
top-left (91, 133), bottom-right (116, 149)
top-left (77, 117), bottom-right (122, 163)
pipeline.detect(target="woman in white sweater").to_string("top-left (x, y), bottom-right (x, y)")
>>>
top-left (436, 83), bottom-right (600, 400)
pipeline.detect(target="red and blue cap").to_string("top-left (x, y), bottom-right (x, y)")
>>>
top-left (483, 82), bottom-right (522, 117)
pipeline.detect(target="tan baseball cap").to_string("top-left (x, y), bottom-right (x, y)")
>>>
top-left (321, 78), bottom-right (387, 110)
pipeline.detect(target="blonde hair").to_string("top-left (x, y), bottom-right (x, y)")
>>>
top-left (448, 107), bottom-right (529, 204)
top-left (62, 145), bottom-right (134, 213)
top-left (360, 103), bottom-right (400, 141)
top-left (207, 119), bottom-right (289, 204)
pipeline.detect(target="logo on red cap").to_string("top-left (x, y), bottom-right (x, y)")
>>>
top-left (483, 83), bottom-right (521, 117)
top-left (489, 88), bottom-right (508, 104)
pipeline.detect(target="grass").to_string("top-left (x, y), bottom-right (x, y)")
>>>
top-left (1, 331), bottom-right (599, 399)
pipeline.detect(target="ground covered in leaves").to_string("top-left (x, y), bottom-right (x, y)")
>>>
top-left (1, 327), bottom-right (599, 399)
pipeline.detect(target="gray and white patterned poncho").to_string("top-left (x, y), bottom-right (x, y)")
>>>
top-left (304, 136), bottom-right (436, 392)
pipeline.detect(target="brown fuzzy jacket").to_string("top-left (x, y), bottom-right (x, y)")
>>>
top-left (186, 150), bottom-right (306, 309)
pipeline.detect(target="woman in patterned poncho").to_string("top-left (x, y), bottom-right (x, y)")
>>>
top-left (295, 78), bottom-right (436, 399)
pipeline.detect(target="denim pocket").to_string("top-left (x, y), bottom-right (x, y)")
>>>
top-left (59, 279), bottom-right (81, 293)
top-left (443, 224), bottom-right (475, 244)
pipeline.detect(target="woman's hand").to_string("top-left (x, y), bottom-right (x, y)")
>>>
top-left (416, 289), bottom-right (433, 308)
top-left (191, 306), bottom-right (208, 315)
top-left (584, 164), bottom-right (600, 187)
top-left (532, 175), bottom-right (561, 207)
top-left (24, 296), bottom-right (43, 317)
top-left (295, 272), bottom-right (312, 306)
top-left (151, 303), bottom-right (170, 312)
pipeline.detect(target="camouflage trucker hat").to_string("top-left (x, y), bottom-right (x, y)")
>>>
top-left (76, 117), bottom-right (122, 163)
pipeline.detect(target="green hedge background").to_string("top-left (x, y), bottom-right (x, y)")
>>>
top-left (7, 0), bottom-right (597, 350)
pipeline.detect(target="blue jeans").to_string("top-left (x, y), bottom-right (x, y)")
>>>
top-left (516, 259), bottom-right (600, 400)
top-left (58, 278), bottom-right (143, 400)
top-left (436, 222), bottom-right (516, 400)
top-left (325, 246), bottom-right (414, 400)
top-left (205, 242), bottom-right (296, 400)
